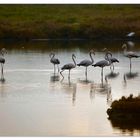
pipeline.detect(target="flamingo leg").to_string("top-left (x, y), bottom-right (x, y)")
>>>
top-left (1, 63), bottom-right (2, 79)
top-left (68, 70), bottom-right (70, 79)
top-left (101, 67), bottom-right (104, 86)
top-left (129, 58), bottom-right (132, 73)
top-left (1, 63), bottom-right (4, 80)
top-left (110, 64), bottom-right (114, 72)
top-left (85, 67), bottom-right (87, 80)
top-left (57, 64), bottom-right (60, 73)
top-left (113, 64), bottom-right (114, 71)
top-left (53, 64), bottom-right (56, 74)
top-left (60, 70), bottom-right (64, 80)
top-left (110, 65), bottom-right (112, 71)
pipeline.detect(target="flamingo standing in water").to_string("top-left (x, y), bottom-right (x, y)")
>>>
top-left (49, 53), bottom-right (60, 73)
top-left (103, 48), bottom-right (119, 71)
top-left (122, 44), bottom-right (140, 72)
top-left (92, 52), bottom-right (112, 81)
top-left (0, 48), bottom-right (7, 80)
top-left (77, 50), bottom-right (95, 78)
top-left (60, 54), bottom-right (76, 80)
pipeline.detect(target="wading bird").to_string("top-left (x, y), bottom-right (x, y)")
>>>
top-left (103, 48), bottom-right (119, 71)
top-left (60, 54), bottom-right (76, 80)
top-left (92, 52), bottom-right (112, 81)
top-left (122, 44), bottom-right (140, 72)
top-left (77, 50), bottom-right (95, 78)
top-left (1, 48), bottom-right (7, 56)
top-left (0, 48), bottom-right (7, 80)
top-left (126, 32), bottom-right (135, 37)
top-left (49, 53), bottom-right (60, 73)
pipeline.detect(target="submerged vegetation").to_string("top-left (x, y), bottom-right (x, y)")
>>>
top-left (0, 5), bottom-right (140, 40)
top-left (107, 94), bottom-right (140, 130)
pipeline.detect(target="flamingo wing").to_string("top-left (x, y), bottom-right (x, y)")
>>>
top-left (61, 63), bottom-right (75, 70)
top-left (93, 60), bottom-right (108, 67)
top-left (0, 57), bottom-right (5, 63)
top-left (77, 60), bottom-right (92, 67)
top-left (126, 52), bottom-right (139, 58)
top-left (110, 57), bottom-right (119, 63)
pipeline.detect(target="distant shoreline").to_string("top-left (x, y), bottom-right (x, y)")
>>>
top-left (0, 37), bottom-right (139, 42)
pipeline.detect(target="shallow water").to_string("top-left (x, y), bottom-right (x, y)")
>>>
top-left (0, 40), bottom-right (140, 136)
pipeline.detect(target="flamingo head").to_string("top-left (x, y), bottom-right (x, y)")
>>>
top-left (49, 52), bottom-right (55, 58)
top-left (90, 49), bottom-right (95, 55)
top-left (122, 44), bottom-right (127, 49)
top-left (106, 51), bottom-right (112, 57)
top-left (1, 48), bottom-right (7, 56)
top-left (72, 54), bottom-right (76, 58)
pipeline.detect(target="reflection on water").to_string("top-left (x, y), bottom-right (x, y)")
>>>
top-left (123, 72), bottom-right (139, 87)
top-left (0, 77), bottom-right (6, 83)
top-left (90, 77), bottom-right (112, 105)
top-left (50, 73), bottom-right (60, 82)
top-left (124, 72), bottom-right (139, 80)
top-left (0, 79), bottom-right (6, 98)
top-left (78, 78), bottom-right (92, 84)
top-left (0, 40), bottom-right (140, 136)
top-left (109, 117), bottom-right (140, 136)
top-left (60, 79), bottom-right (77, 106)
top-left (105, 71), bottom-right (120, 80)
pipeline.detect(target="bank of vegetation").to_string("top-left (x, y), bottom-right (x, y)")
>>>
top-left (0, 5), bottom-right (140, 40)
top-left (107, 94), bottom-right (140, 130)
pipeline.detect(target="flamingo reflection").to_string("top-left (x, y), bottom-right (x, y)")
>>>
top-left (60, 78), bottom-right (77, 106)
top-left (90, 76), bottom-right (112, 104)
top-left (105, 71), bottom-right (120, 80)
top-left (50, 73), bottom-right (60, 82)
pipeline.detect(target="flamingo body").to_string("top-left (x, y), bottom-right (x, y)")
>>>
top-left (61, 63), bottom-right (75, 70)
top-left (122, 44), bottom-right (140, 58)
top-left (50, 57), bottom-right (60, 65)
top-left (77, 59), bottom-right (92, 67)
top-left (0, 57), bottom-right (5, 64)
top-left (93, 60), bottom-right (110, 68)
top-left (108, 57), bottom-right (119, 63)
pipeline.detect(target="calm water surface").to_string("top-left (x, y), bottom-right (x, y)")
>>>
top-left (0, 40), bottom-right (140, 136)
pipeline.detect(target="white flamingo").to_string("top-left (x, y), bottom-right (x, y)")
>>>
top-left (60, 54), bottom-right (76, 79)
top-left (126, 32), bottom-right (135, 37)
top-left (77, 50), bottom-right (95, 78)
top-left (122, 43), bottom-right (140, 71)
top-left (49, 53), bottom-right (60, 73)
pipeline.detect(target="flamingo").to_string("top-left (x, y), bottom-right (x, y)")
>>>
top-left (103, 48), bottom-right (119, 71)
top-left (126, 32), bottom-right (135, 37)
top-left (0, 48), bottom-right (7, 80)
top-left (60, 54), bottom-right (76, 80)
top-left (49, 53), bottom-right (60, 73)
top-left (122, 44), bottom-right (140, 72)
top-left (77, 50), bottom-right (95, 78)
top-left (92, 52), bottom-right (112, 81)
top-left (1, 48), bottom-right (7, 56)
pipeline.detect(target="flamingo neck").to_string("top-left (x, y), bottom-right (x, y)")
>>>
top-left (106, 54), bottom-right (112, 66)
top-left (123, 47), bottom-right (127, 55)
top-left (50, 54), bottom-right (55, 59)
top-left (105, 52), bottom-right (111, 60)
top-left (72, 56), bottom-right (76, 67)
top-left (89, 52), bottom-right (94, 63)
